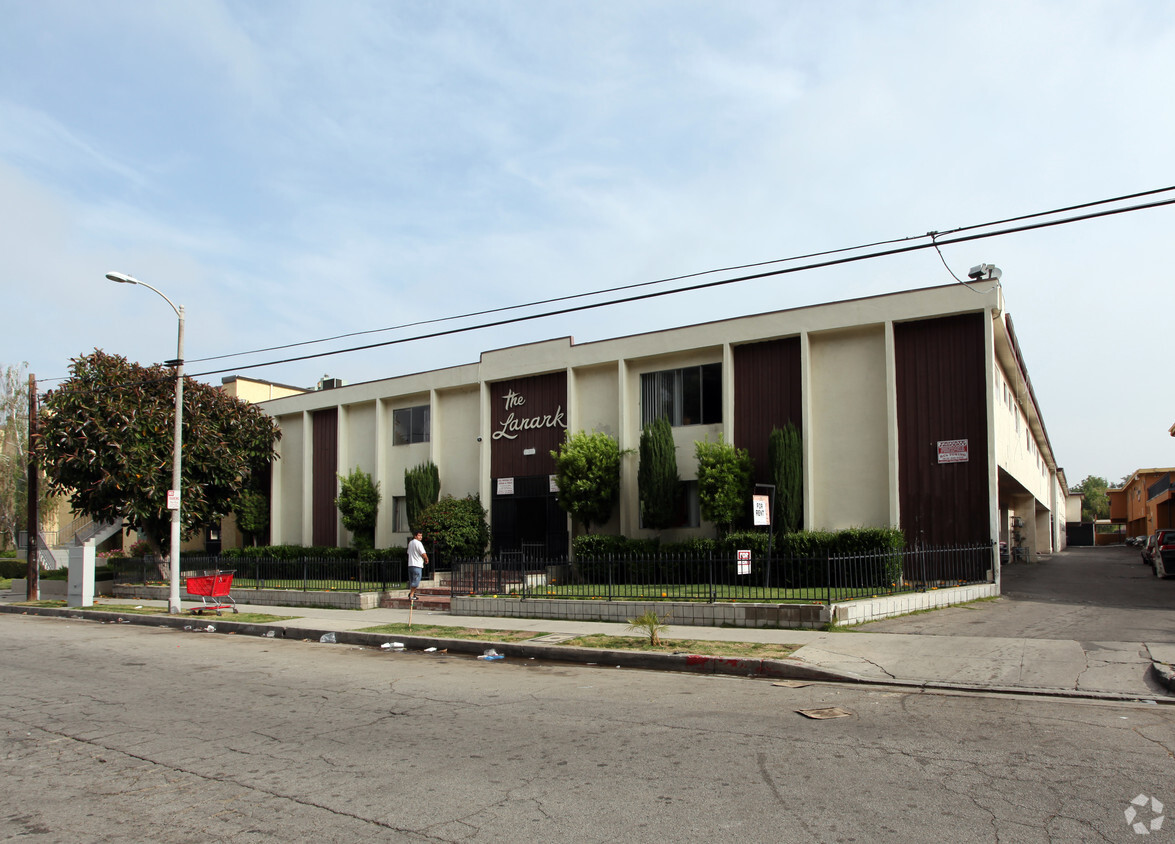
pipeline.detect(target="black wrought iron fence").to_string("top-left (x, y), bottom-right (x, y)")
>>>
top-left (449, 542), bottom-right (995, 604)
top-left (109, 542), bottom-right (994, 603)
top-left (111, 555), bottom-right (410, 593)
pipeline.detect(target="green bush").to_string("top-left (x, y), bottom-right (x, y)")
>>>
top-left (415, 495), bottom-right (489, 560)
top-left (404, 462), bottom-right (441, 531)
top-left (572, 533), bottom-right (628, 559)
top-left (660, 537), bottom-right (717, 557)
top-left (218, 544), bottom-right (410, 562)
top-left (695, 436), bottom-right (753, 535)
top-left (335, 466), bottom-right (381, 549)
top-left (0, 559), bottom-right (28, 578)
top-left (718, 530), bottom-right (771, 557)
top-left (552, 430), bottom-right (626, 532)
top-left (36, 564), bottom-right (115, 582)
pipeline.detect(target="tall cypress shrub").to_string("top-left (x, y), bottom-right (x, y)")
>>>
top-left (770, 422), bottom-right (803, 534)
top-left (404, 461), bottom-right (441, 530)
top-left (638, 417), bottom-right (679, 530)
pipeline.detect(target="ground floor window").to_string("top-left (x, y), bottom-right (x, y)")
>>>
top-left (392, 496), bottom-right (409, 532)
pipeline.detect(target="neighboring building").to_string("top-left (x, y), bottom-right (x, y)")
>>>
top-left (259, 283), bottom-right (1068, 577)
top-left (1107, 468), bottom-right (1175, 540)
top-left (220, 375), bottom-right (308, 404)
top-left (207, 376), bottom-right (308, 551)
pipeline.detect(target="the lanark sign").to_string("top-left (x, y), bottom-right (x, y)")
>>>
top-left (492, 389), bottom-right (566, 441)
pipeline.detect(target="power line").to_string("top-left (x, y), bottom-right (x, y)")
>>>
top-left (183, 191), bottom-right (1175, 380)
top-left (39, 184), bottom-right (1175, 395)
top-left (187, 183), bottom-right (1175, 368)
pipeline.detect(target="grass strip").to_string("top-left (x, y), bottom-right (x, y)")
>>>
top-left (359, 622), bottom-right (798, 658)
top-left (9, 600), bottom-right (295, 625)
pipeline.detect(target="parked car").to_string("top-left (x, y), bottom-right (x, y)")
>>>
top-left (1142, 534), bottom-right (1158, 566)
top-left (1153, 529), bottom-right (1175, 578)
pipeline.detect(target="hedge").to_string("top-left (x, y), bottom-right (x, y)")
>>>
top-left (219, 545), bottom-right (407, 563)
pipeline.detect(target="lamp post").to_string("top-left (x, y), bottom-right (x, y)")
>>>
top-left (106, 272), bottom-right (185, 614)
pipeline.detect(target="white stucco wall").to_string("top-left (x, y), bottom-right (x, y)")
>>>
top-left (260, 283), bottom-right (1061, 552)
top-left (807, 325), bottom-right (890, 531)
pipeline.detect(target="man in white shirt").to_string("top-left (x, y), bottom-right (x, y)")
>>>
top-left (407, 530), bottom-right (428, 604)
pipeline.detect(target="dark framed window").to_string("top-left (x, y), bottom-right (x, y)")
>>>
top-left (392, 496), bottom-right (409, 532)
top-left (640, 363), bottom-right (722, 427)
top-left (392, 405), bottom-right (430, 445)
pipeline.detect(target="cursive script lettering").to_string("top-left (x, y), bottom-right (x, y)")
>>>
top-left (492, 405), bottom-right (566, 440)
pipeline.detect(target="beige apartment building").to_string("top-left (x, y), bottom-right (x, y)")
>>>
top-left (258, 283), bottom-right (1069, 576)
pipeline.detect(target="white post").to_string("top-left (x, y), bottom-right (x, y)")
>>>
top-left (67, 542), bottom-right (96, 608)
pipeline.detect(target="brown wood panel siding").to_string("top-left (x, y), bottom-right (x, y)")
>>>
top-left (733, 337), bottom-right (802, 483)
top-left (490, 371), bottom-right (568, 479)
top-left (311, 409), bottom-right (338, 547)
top-left (894, 313), bottom-right (989, 546)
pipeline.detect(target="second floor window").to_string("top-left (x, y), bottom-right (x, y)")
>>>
top-left (393, 405), bottom-right (430, 445)
top-left (640, 363), bottom-right (722, 427)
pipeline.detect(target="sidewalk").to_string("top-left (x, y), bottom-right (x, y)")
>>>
top-left (3, 591), bottom-right (1173, 702)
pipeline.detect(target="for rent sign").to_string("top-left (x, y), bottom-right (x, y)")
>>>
top-left (937, 439), bottom-right (969, 464)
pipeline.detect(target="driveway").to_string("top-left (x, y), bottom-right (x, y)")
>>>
top-left (858, 544), bottom-right (1175, 642)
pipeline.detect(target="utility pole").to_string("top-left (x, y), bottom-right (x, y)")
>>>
top-left (26, 373), bottom-right (38, 601)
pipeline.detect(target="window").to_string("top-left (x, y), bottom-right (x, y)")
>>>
top-left (392, 496), bottom-right (409, 532)
top-left (640, 363), bottom-right (722, 427)
top-left (393, 405), bottom-right (430, 445)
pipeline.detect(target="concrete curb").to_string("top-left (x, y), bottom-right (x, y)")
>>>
top-left (1150, 660), bottom-right (1175, 693)
top-left (5, 604), bottom-right (1173, 702)
top-left (0, 604), bottom-right (851, 683)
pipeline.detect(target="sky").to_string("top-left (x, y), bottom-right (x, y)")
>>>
top-left (2, 0), bottom-right (1173, 488)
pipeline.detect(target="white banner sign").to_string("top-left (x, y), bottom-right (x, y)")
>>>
top-left (752, 495), bottom-right (770, 526)
top-left (737, 549), bottom-right (752, 575)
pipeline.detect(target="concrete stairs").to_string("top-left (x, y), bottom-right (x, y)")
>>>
top-left (380, 586), bottom-right (451, 611)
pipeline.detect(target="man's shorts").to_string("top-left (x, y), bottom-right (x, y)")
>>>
top-left (408, 566), bottom-right (423, 588)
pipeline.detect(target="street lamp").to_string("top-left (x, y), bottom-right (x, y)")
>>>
top-left (106, 271), bottom-right (185, 614)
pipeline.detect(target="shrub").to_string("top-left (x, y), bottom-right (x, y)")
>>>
top-left (236, 490), bottom-right (270, 546)
top-left (404, 462), bottom-right (441, 531)
top-left (769, 423), bottom-right (803, 533)
top-left (415, 495), bottom-right (489, 560)
top-left (335, 466), bottom-right (381, 549)
top-left (695, 436), bottom-right (753, 536)
top-left (661, 537), bottom-right (717, 557)
top-left (718, 530), bottom-right (771, 557)
top-left (551, 430), bottom-right (626, 533)
top-left (638, 417), bottom-right (679, 530)
top-left (0, 559), bottom-right (27, 578)
top-left (572, 533), bottom-right (629, 559)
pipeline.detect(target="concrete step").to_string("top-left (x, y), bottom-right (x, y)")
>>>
top-left (380, 593), bottom-right (451, 611)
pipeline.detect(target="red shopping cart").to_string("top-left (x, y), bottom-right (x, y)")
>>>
top-left (184, 570), bottom-right (239, 615)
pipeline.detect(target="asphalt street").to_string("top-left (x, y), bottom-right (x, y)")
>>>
top-left (2, 613), bottom-right (1173, 843)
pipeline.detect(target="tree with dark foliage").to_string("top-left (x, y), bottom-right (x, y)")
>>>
top-left (38, 350), bottom-right (280, 554)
